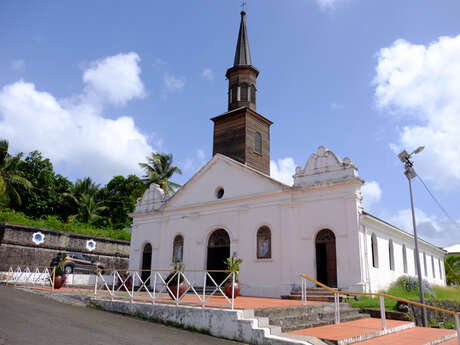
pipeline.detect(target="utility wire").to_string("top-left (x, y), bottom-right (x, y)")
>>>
top-left (416, 174), bottom-right (460, 231)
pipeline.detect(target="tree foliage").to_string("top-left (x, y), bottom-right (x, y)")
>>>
top-left (445, 254), bottom-right (460, 287)
top-left (0, 139), bottom-right (32, 207)
top-left (139, 152), bottom-right (182, 195)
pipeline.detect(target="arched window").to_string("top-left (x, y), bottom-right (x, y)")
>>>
top-left (371, 233), bottom-right (379, 268)
top-left (414, 249), bottom-right (418, 272)
top-left (438, 259), bottom-right (443, 280)
top-left (423, 252), bottom-right (427, 276)
top-left (254, 132), bottom-right (262, 154)
top-left (231, 85), bottom-right (238, 103)
top-left (240, 83), bottom-right (248, 101)
top-left (389, 239), bottom-right (395, 271)
top-left (172, 235), bottom-right (184, 263)
top-left (257, 226), bottom-right (271, 259)
top-left (431, 256), bottom-right (436, 278)
top-left (402, 244), bottom-right (408, 273)
top-left (250, 85), bottom-right (256, 104)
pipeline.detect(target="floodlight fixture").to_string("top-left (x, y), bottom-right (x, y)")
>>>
top-left (412, 146), bottom-right (425, 155)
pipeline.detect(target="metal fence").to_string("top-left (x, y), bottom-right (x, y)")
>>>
top-left (1, 266), bottom-right (237, 310)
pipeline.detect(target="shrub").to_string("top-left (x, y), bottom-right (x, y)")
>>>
top-left (391, 276), bottom-right (436, 298)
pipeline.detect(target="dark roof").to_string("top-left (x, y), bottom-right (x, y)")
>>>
top-left (233, 11), bottom-right (252, 66)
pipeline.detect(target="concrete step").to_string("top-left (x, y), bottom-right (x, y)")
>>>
top-left (281, 294), bottom-right (346, 302)
top-left (288, 318), bottom-right (417, 345)
top-left (271, 310), bottom-right (369, 332)
top-left (254, 303), bottom-right (354, 319)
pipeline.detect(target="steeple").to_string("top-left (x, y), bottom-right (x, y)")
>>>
top-left (212, 10), bottom-right (272, 176)
top-left (226, 11), bottom-right (259, 112)
top-left (234, 11), bottom-right (252, 66)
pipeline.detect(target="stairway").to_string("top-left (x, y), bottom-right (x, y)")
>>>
top-left (254, 302), bottom-right (368, 332)
top-left (281, 287), bottom-right (346, 303)
top-left (285, 317), bottom-right (457, 345)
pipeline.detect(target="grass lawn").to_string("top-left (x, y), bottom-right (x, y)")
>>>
top-left (348, 285), bottom-right (460, 312)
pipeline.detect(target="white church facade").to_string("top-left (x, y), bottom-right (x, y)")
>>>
top-left (129, 11), bottom-right (446, 298)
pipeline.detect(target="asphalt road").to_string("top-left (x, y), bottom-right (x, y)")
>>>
top-left (0, 286), bottom-right (245, 345)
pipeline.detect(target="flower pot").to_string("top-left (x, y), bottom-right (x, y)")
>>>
top-left (54, 275), bottom-right (66, 289)
top-left (224, 281), bottom-right (240, 298)
top-left (167, 281), bottom-right (188, 300)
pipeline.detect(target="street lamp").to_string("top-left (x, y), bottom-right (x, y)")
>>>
top-left (398, 146), bottom-right (427, 327)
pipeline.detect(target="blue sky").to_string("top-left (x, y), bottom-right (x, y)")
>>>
top-left (1, 0), bottom-right (460, 247)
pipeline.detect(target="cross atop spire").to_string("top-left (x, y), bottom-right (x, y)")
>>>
top-left (233, 10), bottom-right (252, 66)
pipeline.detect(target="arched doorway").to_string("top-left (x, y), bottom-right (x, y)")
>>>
top-left (141, 243), bottom-right (152, 283)
top-left (315, 229), bottom-right (337, 287)
top-left (207, 229), bottom-right (230, 285)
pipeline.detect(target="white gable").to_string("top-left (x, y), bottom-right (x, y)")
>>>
top-left (163, 154), bottom-right (285, 209)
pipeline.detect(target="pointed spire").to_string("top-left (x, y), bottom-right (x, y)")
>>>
top-left (233, 11), bottom-right (252, 66)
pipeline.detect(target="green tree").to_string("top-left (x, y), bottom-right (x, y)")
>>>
top-left (445, 254), bottom-right (460, 287)
top-left (16, 151), bottom-right (73, 219)
top-left (0, 139), bottom-right (32, 207)
top-left (65, 177), bottom-right (107, 224)
top-left (139, 152), bottom-right (182, 195)
top-left (97, 175), bottom-right (146, 229)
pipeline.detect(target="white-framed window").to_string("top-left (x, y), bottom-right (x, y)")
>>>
top-left (371, 233), bottom-right (379, 268)
top-left (173, 235), bottom-right (184, 263)
top-left (389, 239), bottom-right (395, 271)
top-left (257, 226), bottom-right (271, 259)
top-left (402, 244), bottom-right (408, 273)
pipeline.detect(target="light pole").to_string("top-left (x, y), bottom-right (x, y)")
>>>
top-left (398, 146), bottom-right (427, 327)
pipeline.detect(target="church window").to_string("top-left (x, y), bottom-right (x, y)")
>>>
top-left (257, 226), bottom-right (271, 259)
top-left (414, 250), bottom-right (418, 272)
top-left (254, 132), bottom-right (262, 154)
top-left (173, 235), bottom-right (184, 263)
top-left (215, 187), bottom-right (225, 199)
top-left (240, 83), bottom-right (248, 101)
top-left (423, 252), bottom-right (427, 276)
top-left (371, 233), bottom-right (378, 268)
top-left (250, 85), bottom-right (256, 104)
top-left (231, 85), bottom-right (238, 103)
top-left (402, 244), bottom-right (408, 274)
top-left (431, 256), bottom-right (436, 278)
top-left (389, 239), bottom-right (395, 271)
top-left (438, 259), bottom-right (443, 280)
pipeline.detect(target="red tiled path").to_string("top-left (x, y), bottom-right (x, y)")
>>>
top-left (353, 327), bottom-right (456, 345)
top-left (290, 318), bottom-right (412, 341)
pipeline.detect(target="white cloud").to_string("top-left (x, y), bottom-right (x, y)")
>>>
top-left (11, 59), bottom-right (24, 71)
top-left (83, 52), bottom-right (145, 106)
top-left (316, 0), bottom-right (346, 11)
top-left (375, 35), bottom-right (460, 190)
top-left (202, 68), bottom-right (214, 81)
top-left (163, 73), bottom-right (185, 92)
top-left (0, 53), bottom-right (154, 182)
top-left (181, 149), bottom-right (208, 173)
top-left (389, 208), bottom-right (460, 247)
top-left (361, 181), bottom-right (382, 211)
top-left (270, 157), bottom-right (296, 185)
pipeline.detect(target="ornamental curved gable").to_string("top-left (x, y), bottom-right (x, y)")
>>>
top-left (135, 183), bottom-right (165, 214)
top-left (294, 146), bottom-right (359, 186)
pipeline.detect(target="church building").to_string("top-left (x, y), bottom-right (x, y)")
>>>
top-left (130, 11), bottom-right (447, 297)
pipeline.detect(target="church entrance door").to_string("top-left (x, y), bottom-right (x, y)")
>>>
top-left (315, 229), bottom-right (337, 288)
top-left (141, 243), bottom-right (152, 283)
top-left (207, 229), bottom-right (230, 286)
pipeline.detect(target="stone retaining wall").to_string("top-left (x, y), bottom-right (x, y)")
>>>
top-left (408, 299), bottom-right (460, 327)
top-left (0, 223), bottom-right (130, 271)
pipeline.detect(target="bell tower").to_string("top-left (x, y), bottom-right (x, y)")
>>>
top-left (211, 11), bottom-right (272, 175)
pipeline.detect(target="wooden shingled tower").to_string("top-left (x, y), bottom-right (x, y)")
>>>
top-left (211, 11), bottom-right (272, 175)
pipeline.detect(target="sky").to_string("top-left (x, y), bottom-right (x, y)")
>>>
top-left (1, 0), bottom-right (460, 248)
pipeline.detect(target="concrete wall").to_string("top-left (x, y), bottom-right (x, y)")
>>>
top-left (0, 223), bottom-right (130, 271)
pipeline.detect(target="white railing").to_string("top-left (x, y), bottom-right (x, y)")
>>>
top-left (94, 269), bottom-right (237, 310)
top-left (2, 266), bottom-right (54, 287)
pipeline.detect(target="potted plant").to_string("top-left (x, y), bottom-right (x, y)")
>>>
top-left (51, 252), bottom-right (67, 289)
top-left (223, 256), bottom-right (242, 298)
top-left (165, 262), bottom-right (188, 300)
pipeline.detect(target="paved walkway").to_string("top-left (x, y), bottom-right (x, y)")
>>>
top-left (0, 285), bottom-right (245, 345)
top-left (290, 318), bottom-right (412, 342)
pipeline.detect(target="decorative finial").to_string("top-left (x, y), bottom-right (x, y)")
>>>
top-left (241, 1), bottom-right (247, 13)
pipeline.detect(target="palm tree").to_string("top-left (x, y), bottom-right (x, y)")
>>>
top-left (0, 139), bottom-right (32, 206)
top-left (139, 153), bottom-right (182, 195)
top-left (445, 254), bottom-right (460, 287)
top-left (65, 177), bottom-right (107, 224)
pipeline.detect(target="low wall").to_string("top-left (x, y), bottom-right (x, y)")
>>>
top-left (90, 298), bottom-right (310, 345)
top-left (0, 223), bottom-right (130, 271)
top-left (408, 300), bottom-right (460, 327)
